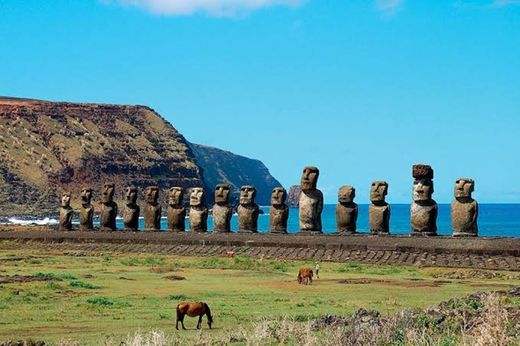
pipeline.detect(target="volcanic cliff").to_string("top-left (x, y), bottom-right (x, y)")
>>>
top-left (0, 97), bottom-right (281, 216)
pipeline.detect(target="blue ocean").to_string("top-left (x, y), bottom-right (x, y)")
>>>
top-left (110, 204), bottom-right (520, 237)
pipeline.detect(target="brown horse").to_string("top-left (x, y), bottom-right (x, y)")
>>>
top-left (176, 302), bottom-right (213, 330)
top-left (297, 268), bottom-right (313, 285)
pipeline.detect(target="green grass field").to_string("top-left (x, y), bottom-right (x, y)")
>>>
top-left (0, 249), bottom-right (519, 345)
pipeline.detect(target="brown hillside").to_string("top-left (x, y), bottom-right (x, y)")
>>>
top-left (0, 97), bottom-right (203, 215)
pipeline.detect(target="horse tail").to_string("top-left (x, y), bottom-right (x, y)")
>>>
top-left (176, 304), bottom-right (182, 320)
top-left (204, 303), bottom-right (213, 324)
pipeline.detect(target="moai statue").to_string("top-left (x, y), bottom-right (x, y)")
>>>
top-left (213, 184), bottom-right (233, 233)
top-left (411, 164), bottom-right (438, 236)
top-left (238, 185), bottom-right (260, 233)
top-left (270, 187), bottom-right (289, 234)
top-left (299, 166), bottom-right (323, 234)
top-left (369, 181), bottom-right (390, 234)
top-left (100, 183), bottom-right (118, 231)
top-left (336, 185), bottom-right (358, 234)
top-left (167, 187), bottom-right (186, 232)
top-left (59, 192), bottom-right (73, 231)
top-left (451, 178), bottom-right (478, 237)
top-left (123, 186), bottom-right (140, 231)
top-left (189, 187), bottom-right (208, 232)
top-left (79, 187), bottom-right (94, 231)
top-left (143, 186), bottom-right (161, 231)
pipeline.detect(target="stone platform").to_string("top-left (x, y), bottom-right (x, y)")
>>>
top-left (1, 228), bottom-right (520, 271)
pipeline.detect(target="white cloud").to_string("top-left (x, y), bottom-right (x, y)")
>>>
top-left (375, 0), bottom-right (404, 15)
top-left (106, 0), bottom-right (304, 16)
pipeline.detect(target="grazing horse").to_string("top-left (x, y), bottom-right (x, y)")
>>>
top-left (297, 267), bottom-right (313, 285)
top-left (176, 302), bottom-right (213, 330)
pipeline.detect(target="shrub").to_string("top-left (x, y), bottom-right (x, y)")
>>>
top-left (69, 280), bottom-right (101, 289)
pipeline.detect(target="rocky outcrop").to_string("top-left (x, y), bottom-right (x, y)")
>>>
top-left (189, 143), bottom-right (282, 205)
top-left (287, 185), bottom-right (301, 208)
top-left (0, 97), bottom-right (280, 215)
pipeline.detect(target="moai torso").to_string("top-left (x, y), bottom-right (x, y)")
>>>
top-left (369, 181), bottom-right (390, 234)
top-left (143, 186), bottom-right (161, 231)
top-left (123, 187), bottom-right (140, 231)
top-left (299, 166), bottom-right (323, 233)
top-left (270, 187), bottom-right (289, 234)
top-left (238, 185), bottom-right (259, 232)
top-left (336, 185), bottom-right (358, 234)
top-left (100, 183), bottom-right (118, 231)
top-left (212, 184), bottom-right (233, 232)
top-left (167, 187), bottom-right (185, 232)
top-left (59, 193), bottom-right (73, 232)
top-left (189, 188), bottom-right (208, 232)
top-left (451, 178), bottom-right (478, 237)
top-left (79, 188), bottom-right (94, 231)
top-left (410, 165), bottom-right (437, 236)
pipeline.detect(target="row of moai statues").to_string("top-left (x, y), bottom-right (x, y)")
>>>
top-left (59, 182), bottom-right (290, 233)
top-left (59, 164), bottom-right (478, 236)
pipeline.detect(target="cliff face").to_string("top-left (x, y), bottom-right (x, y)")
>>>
top-left (190, 143), bottom-right (282, 205)
top-left (0, 97), bottom-right (205, 215)
top-left (0, 97), bottom-right (282, 215)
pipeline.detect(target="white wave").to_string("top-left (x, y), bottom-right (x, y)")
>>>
top-left (7, 217), bottom-right (59, 226)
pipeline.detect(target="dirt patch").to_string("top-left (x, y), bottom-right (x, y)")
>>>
top-left (0, 275), bottom-right (56, 284)
top-left (338, 278), bottom-right (451, 288)
top-left (119, 276), bottom-right (136, 281)
top-left (164, 275), bottom-right (186, 281)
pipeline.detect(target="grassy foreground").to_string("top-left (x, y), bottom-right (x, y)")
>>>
top-left (0, 248), bottom-right (519, 345)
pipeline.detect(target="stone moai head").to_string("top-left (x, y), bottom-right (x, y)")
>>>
top-left (61, 193), bottom-right (71, 208)
top-left (215, 184), bottom-right (231, 204)
top-left (271, 187), bottom-right (287, 206)
top-left (190, 187), bottom-right (205, 207)
top-left (240, 185), bottom-right (256, 206)
top-left (413, 179), bottom-right (434, 201)
top-left (101, 183), bottom-right (115, 204)
top-left (338, 185), bottom-right (355, 204)
top-left (370, 181), bottom-right (388, 202)
top-left (301, 166), bottom-right (319, 191)
top-left (144, 186), bottom-right (159, 204)
top-left (454, 178), bottom-right (474, 199)
top-left (168, 187), bottom-right (183, 207)
top-left (80, 188), bottom-right (92, 205)
top-left (125, 187), bottom-right (138, 205)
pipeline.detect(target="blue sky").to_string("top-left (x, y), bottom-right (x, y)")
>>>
top-left (1, 0), bottom-right (519, 203)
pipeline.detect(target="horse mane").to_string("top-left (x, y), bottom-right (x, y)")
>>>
top-left (204, 302), bottom-right (213, 323)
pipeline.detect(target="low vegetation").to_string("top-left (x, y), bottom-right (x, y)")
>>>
top-left (1, 249), bottom-right (519, 345)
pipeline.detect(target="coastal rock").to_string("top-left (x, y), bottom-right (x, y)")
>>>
top-left (287, 185), bottom-right (301, 208)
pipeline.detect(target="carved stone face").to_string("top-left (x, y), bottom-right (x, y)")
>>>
top-left (80, 188), bottom-right (92, 204)
top-left (271, 187), bottom-right (287, 206)
top-left (101, 183), bottom-right (115, 204)
top-left (125, 187), bottom-right (138, 205)
top-left (240, 185), bottom-right (256, 205)
top-left (454, 178), bottom-right (474, 199)
top-left (370, 181), bottom-right (388, 202)
top-left (61, 193), bottom-right (71, 207)
top-left (338, 185), bottom-right (355, 204)
top-left (145, 186), bottom-right (159, 204)
top-left (301, 166), bottom-right (319, 191)
top-left (168, 187), bottom-right (183, 207)
top-left (190, 188), bottom-right (204, 207)
top-left (215, 184), bottom-right (231, 204)
top-left (413, 179), bottom-right (434, 201)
